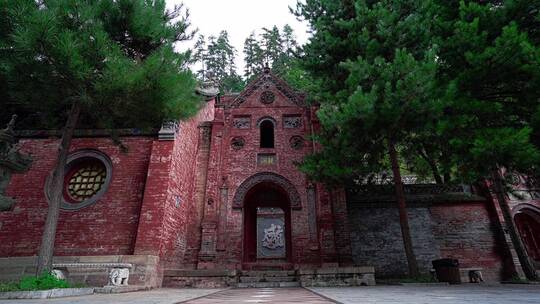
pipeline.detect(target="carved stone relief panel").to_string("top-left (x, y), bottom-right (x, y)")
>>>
top-left (257, 207), bottom-right (286, 258)
top-left (283, 115), bottom-right (302, 129)
top-left (233, 116), bottom-right (251, 129)
top-left (259, 90), bottom-right (276, 105)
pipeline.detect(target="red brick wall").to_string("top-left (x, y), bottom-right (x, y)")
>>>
top-left (0, 137), bottom-right (153, 256)
top-left (134, 100), bottom-right (215, 266)
top-left (159, 100), bottom-right (215, 267)
top-left (430, 202), bottom-right (507, 281)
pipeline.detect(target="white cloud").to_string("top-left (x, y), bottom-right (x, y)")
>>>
top-left (167, 0), bottom-right (310, 75)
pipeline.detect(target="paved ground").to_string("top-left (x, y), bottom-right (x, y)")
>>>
top-left (1, 285), bottom-right (540, 303)
top-left (309, 285), bottom-right (540, 304)
top-left (0, 288), bottom-right (224, 304)
top-left (180, 288), bottom-right (333, 303)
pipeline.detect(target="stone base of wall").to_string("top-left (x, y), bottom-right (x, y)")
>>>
top-left (163, 267), bottom-right (376, 288)
top-left (0, 255), bottom-right (161, 288)
top-left (163, 269), bottom-right (238, 288)
top-left (298, 267), bottom-right (376, 287)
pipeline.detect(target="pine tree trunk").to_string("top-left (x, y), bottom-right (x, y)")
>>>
top-left (388, 138), bottom-right (420, 277)
top-left (492, 169), bottom-right (538, 281)
top-left (36, 102), bottom-right (81, 275)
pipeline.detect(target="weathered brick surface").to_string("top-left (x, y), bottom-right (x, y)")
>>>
top-left (159, 100), bottom-right (215, 267)
top-left (348, 201), bottom-right (507, 281)
top-left (430, 202), bottom-right (506, 281)
top-left (348, 204), bottom-right (440, 277)
top-left (134, 100), bottom-right (215, 265)
top-left (0, 137), bottom-right (153, 256)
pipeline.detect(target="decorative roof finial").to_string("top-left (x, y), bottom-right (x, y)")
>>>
top-left (263, 63), bottom-right (270, 74)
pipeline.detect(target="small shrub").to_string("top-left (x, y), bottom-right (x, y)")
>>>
top-left (0, 282), bottom-right (20, 292)
top-left (0, 273), bottom-right (72, 292)
top-left (508, 275), bottom-right (529, 284)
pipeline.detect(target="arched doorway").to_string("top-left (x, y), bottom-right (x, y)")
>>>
top-left (232, 172), bottom-right (301, 269)
top-left (514, 205), bottom-right (540, 268)
top-left (243, 182), bottom-right (292, 265)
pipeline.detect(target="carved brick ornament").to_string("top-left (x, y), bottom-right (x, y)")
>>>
top-left (231, 72), bottom-right (305, 108)
top-left (260, 90), bottom-right (275, 105)
top-left (233, 117), bottom-right (250, 129)
top-left (290, 136), bottom-right (305, 150)
top-left (232, 172), bottom-right (301, 209)
top-left (231, 137), bottom-right (245, 150)
top-left (283, 116), bottom-right (302, 128)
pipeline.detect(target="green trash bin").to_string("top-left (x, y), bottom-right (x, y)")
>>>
top-left (432, 258), bottom-right (461, 284)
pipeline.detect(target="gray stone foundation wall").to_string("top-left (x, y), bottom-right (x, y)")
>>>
top-left (163, 269), bottom-right (238, 288)
top-left (298, 267), bottom-right (375, 287)
top-left (0, 255), bottom-right (161, 288)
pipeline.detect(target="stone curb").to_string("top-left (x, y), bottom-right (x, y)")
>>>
top-left (0, 287), bottom-right (94, 299)
top-left (398, 282), bottom-right (450, 286)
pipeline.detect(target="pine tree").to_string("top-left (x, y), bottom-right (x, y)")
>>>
top-left (261, 26), bottom-right (283, 68)
top-left (282, 24), bottom-right (298, 56)
top-left (193, 34), bottom-right (207, 80)
top-left (0, 0), bottom-right (201, 275)
top-left (243, 25), bottom-right (299, 79)
top-left (294, 0), bottom-right (540, 280)
top-left (294, 0), bottom-right (443, 277)
top-left (193, 31), bottom-right (244, 93)
top-left (243, 32), bottom-right (264, 80)
top-left (431, 0), bottom-right (540, 280)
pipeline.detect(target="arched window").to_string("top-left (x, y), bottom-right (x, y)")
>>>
top-left (260, 120), bottom-right (275, 148)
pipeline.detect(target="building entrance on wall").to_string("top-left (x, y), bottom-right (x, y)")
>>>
top-left (243, 183), bottom-right (292, 267)
top-left (515, 209), bottom-right (540, 268)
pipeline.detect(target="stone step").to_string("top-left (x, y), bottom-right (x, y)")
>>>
top-left (236, 281), bottom-right (300, 288)
top-left (240, 276), bottom-right (296, 283)
top-left (240, 270), bottom-right (296, 277)
top-left (95, 285), bottom-right (149, 294)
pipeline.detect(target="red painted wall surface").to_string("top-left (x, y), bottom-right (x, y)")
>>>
top-left (430, 202), bottom-right (507, 281)
top-left (134, 99), bottom-right (215, 267)
top-left (0, 137), bottom-right (153, 256)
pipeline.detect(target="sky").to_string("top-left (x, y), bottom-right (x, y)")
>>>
top-left (167, 0), bottom-right (310, 75)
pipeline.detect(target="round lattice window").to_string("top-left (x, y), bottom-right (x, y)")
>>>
top-left (66, 161), bottom-right (107, 202)
top-left (46, 150), bottom-right (112, 211)
top-left (290, 136), bottom-right (305, 150)
top-left (231, 137), bottom-right (245, 150)
top-left (260, 91), bottom-right (275, 104)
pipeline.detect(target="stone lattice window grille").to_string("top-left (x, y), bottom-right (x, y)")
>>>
top-left (283, 115), bottom-right (302, 128)
top-left (46, 150), bottom-right (113, 211)
top-left (66, 161), bottom-right (107, 202)
top-left (257, 153), bottom-right (276, 165)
